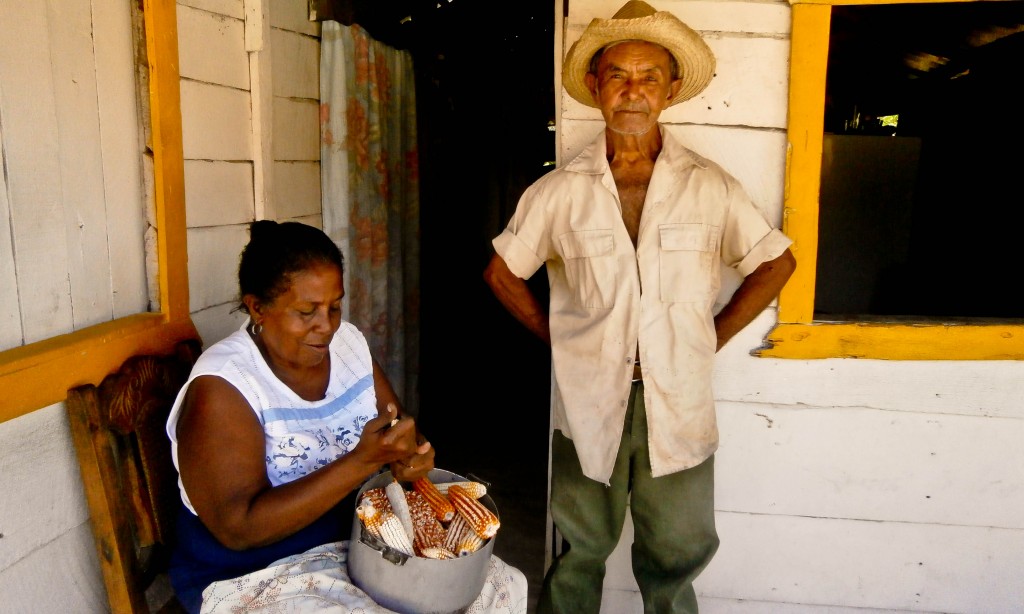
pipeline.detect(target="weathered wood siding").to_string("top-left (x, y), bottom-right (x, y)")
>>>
top-left (0, 1), bottom-right (320, 610)
top-left (0, 0), bottom-right (149, 353)
top-left (0, 0), bottom-right (148, 608)
top-left (558, 2), bottom-right (1024, 613)
top-left (180, 0), bottom-right (321, 347)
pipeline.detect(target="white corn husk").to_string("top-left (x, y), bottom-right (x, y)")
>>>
top-left (385, 480), bottom-right (415, 543)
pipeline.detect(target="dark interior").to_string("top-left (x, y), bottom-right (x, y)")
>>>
top-left (817, 2), bottom-right (1024, 320)
top-left (313, 2), bottom-right (558, 601)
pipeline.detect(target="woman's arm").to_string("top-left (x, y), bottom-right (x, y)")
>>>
top-left (175, 375), bottom-right (424, 550)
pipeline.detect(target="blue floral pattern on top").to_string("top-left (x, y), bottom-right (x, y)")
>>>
top-left (263, 374), bottom-right (374, 483)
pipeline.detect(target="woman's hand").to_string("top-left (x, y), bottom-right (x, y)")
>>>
top-left (390, 429), bottom-right (435, 482)
top-left (358, 403), bottom-right (434, 480)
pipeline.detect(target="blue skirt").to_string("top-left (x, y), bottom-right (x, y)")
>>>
top-left (168, 495), bottom-right (355, 614)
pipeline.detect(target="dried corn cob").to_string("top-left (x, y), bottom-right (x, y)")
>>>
top-left (356, 498), bottom-right (385, 537)
top-left (385, 480), bottom-right (415, 543)
top-left (360, 487), bottom-right (392, 514)
top-left (406, 490), bottom-right (448, 555)
top-left (412, 477), bottom-right (456, 522)
top-left (434, 480), bottom-right (488, 499)
top-left (362, 510), bottom-right (414, 556)
top-left (420, 546), bottom-right (457, 560)
top-left (442, 514), bottom-right (485, 556)
top-left (448, 484), bottom-right (500, 539)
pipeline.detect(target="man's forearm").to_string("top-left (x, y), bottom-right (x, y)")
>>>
top-left (483, 254), bottom-right (551, 345)
top-left (713, 249), bottom-right (796, 351)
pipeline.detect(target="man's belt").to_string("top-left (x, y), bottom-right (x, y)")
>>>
top-left (632, 362), bottom-right (642, 383)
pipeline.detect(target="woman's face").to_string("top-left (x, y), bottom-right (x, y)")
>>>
top-left (250, 261), bottom-right (344, 369)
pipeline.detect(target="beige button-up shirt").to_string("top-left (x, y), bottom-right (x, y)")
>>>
top-left (492, 128), bottom-right (792, 484)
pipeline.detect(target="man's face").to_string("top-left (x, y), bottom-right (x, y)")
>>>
top-left (585, 41), bottom-right (682, 136)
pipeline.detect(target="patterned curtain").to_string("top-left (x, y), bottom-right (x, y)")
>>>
top-left (320, 21), bottom-right (420, 416)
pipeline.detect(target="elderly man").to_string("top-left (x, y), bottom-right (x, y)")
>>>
top-left (483, 1), bottom-right (795, 612)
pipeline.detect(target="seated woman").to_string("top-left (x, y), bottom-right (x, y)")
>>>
top-left (166, 221), bottom-right (526, 613)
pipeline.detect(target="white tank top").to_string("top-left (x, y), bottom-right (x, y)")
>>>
top-left (166, 320), bottom-right (379, 514)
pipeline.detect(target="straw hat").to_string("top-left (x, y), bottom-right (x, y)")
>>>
top-left (562, 0), bottom-right (716, 108)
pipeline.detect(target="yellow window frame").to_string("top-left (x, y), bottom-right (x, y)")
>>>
top-left (759, 0), bottom-right (1024, 360)
top-left (0, 0), bottom-right (198, 424)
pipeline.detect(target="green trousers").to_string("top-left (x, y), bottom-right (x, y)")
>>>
top-left (538, 382), bottom-right (719, 614)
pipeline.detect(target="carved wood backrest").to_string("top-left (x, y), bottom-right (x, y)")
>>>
top-left (67, 339), bottom-right (202, 614)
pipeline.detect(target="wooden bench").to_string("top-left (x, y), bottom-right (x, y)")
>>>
top-left (67, 339), bottom-right (202, 614)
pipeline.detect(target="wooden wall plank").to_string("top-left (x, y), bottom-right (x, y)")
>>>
top-left (178, 0), bottom-right (245, 20)
top-left (666, 125), bottom-right (787, 221)
top-left (715, 402), bottom-right (1024, 528)
top-left (94, 0), bottom-right (150, 319)
top-left (699, 597), bottom-right (894, 614)
top-left (271, 28), bottom-right (320, 99)
top-left (604, 509), bottom-right (1024, 612)
top-left (184, 160), bottom-right (255, 227)
top-left (0, 522), bottom-right (106, 612)
top-left (180, 80), bottom-right (253, 160)
top-left (191, 302), bottom-right (248, 348)
top-left (247, 0), bottom-right (274, 220)
top-left (0, 403), bottom-right (90, 571)
top-left (713, 311), bottom-right (1024, 420)
top-left (178, 5), bottom-right (249, 89)
top-left (0, 0), bottom-right (73, 344)
top-left (570, 0), bottom-right (792, 34)
top-left (287, 213), bottom-right (322, 228)
top-left (186, 225), bottom-right (251, 311)
top-left (601, 590), bottom-right (899, 614)
top-left (273, 161), bottom-right (321, 219)
top-left (0, 117), bottom-right (22, 349)
top-left (272, 97), bottom-right (320, 160)
top-left (270, 0), bottom-right (320, 36)
top-left (704, 512), bottom-right (1024, 612)
top-left (47, 0), bottom-right (114, 330)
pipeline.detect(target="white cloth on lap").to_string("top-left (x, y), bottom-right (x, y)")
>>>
top-left (199, 540), bottom-right (529, 613)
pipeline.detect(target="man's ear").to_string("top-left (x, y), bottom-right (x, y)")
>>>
top-left (668, 77), bottom-right (683, 101)
top-left (585, 72), bottom-right (599, 103)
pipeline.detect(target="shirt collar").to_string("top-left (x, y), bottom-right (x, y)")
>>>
top-left (562, 125), bottom-right (709, 176)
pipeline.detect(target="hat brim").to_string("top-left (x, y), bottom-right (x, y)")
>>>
top-left (562, 12), bottom-right (716, 108)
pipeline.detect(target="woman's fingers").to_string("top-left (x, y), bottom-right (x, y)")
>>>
top-left (367, 403), bottom-right (398, 433)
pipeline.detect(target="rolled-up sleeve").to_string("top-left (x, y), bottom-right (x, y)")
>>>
top-left (736, 228), bottom-right (793, 277)
top-left (492, 229), bottom-right (545, 280)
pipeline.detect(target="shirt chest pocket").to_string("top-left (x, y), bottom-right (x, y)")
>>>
top-left (559, 229), bottom-right (617, 309)
top-left (659, 224), bottom-right (719, 304)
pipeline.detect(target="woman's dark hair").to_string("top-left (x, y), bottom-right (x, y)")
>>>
top-left (236, 221), bottom-right (344, 314)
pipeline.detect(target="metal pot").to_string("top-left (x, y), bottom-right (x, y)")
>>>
top-left (348, 469), bottom-right (498, 614)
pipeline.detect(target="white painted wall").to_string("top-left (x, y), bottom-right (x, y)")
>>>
top-left (180, 0), bottom-right (321, 347)
top-left (557, 2), bottom-right (1024, 613)
top-left (0, 1), bottom-right (320, 610)
top-left (0, 0), bottom-right (149, 353)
